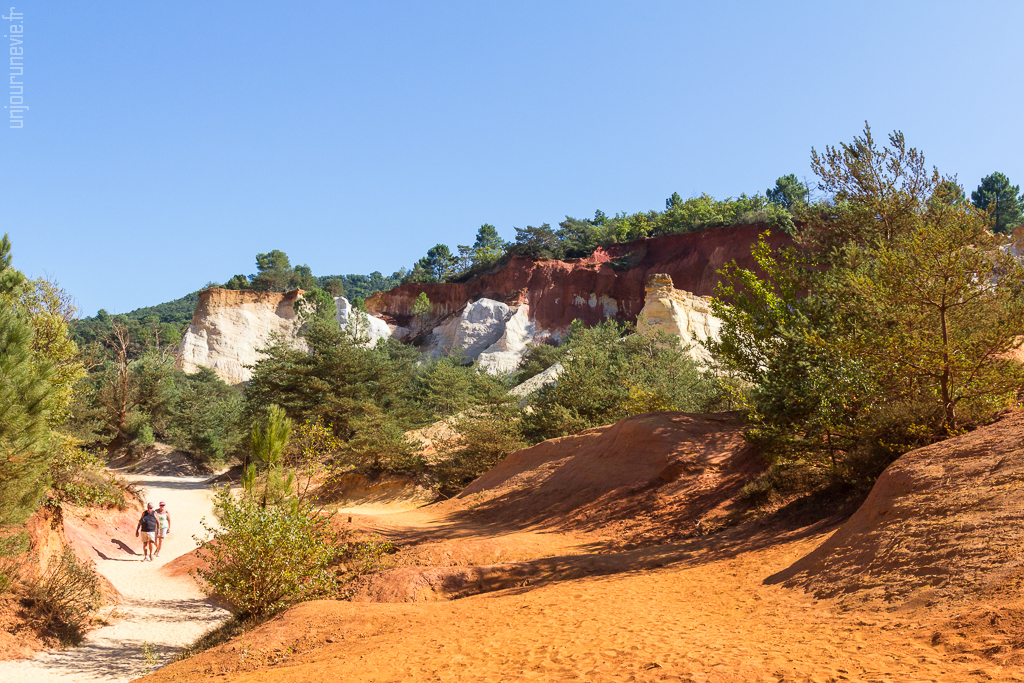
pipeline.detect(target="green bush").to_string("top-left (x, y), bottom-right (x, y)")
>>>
top-left (511, 341), bottom-right (564, 385)
top-left (193, 487), bottom-right (342, 619)
top-left (178, 533), bottom-right (397, 663)
top-left (524, 320), bottom-right (718, 442)
top-left (26, 545), bottom-right (102, 644)
top-left (49, 443), bottom-right (128, 508)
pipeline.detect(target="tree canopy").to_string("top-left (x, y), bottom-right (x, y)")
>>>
top-left (767, 174), bottom-right (809, 210)
top-left (708, 124), bottom-right (1024, 488)
top-left (971, 171), bottom-right (1024, 234)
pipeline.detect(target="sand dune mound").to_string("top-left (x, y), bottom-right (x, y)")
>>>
top-left (767, 410), bottom-right (1024, 605)
top-left (434, 411), bottom-right (760, 545)
top-left (346, 412), bottom-right (760, 603)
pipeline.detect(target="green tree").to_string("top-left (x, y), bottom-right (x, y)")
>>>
top-left (709, 125), bottom-right (1024, 486)
top-left (92, 325), bottom-right (174, 452)
top-left (245, 320), bottom-right (417, 440)
top-left (510, 224), bottom-right (562, 260)
top-left (556, 217), bottom-right (603, 259)
top-left (418, 357), bottom-right (474, 418)
top-left (223, 274), bottom-right (250, 290)
top-left (165, 367), bottom-right (244, 465)
top-left (417, 244), bottom-right (458, 282)
top-left (19, 279), bottom-right (85, 427)
top-left (614, 212), bottom-right (656, 242)
top-left (472, 224), bottom-right (505, 266)
top-left (841, 203), bottom-right (1024, 429)
top-left (295, 288), bottom-right (337, 329)
top-left (412, 292), bottom-right (432, 327)
top-left (666, 192), bottom-right (683, 210)
top-left (342, 406), bottom-right (420, 472)
top-left (809, 123), bottom-right (939, 247)
top-left (767, 174), bottom-right (809, 210)
top-left (245, 405), bottom-right (294, 508)
top-left (256, 249), bottom-right (291, 273)
top-left (0, 307), bottom-right (56, 526)
top-left (971, 172), bottom-right (1024, 234)
top-left (0, 234), bottom-right (56, 526)
top-left (250, 250), bottom-right (292, 291)
top-left (322, 278), bottom-right (345, 297)
top-left (248, 250), bottom-right (317, 292)
top-left (931, 179), bottom-right (966, 207)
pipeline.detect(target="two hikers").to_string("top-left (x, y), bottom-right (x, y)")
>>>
top-left (135, 502), bottom-right (171, 561)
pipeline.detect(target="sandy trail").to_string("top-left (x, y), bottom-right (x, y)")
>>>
top-left (0, 475), bottom-right (229, 683)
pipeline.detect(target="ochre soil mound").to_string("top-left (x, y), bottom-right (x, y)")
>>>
top-left (434, 411), bottom-right (760, 545)
top-left (766, 410), bottom-right (1024, 668)
top-left (344, 412), bottom-right (762, 603)
top-left (767, 411), bottom-right (1024, 604)
top-left (142, 412), bottom-right (1024, 680)
top-left (0, 502), bottom-right (140, 660)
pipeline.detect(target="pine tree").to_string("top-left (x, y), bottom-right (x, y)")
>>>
top-left (971, 172), bottom-right (1024, 234)
top-left (0, 234), bottom-right (55, 526)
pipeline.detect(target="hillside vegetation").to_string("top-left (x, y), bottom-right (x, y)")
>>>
top-left (3, 123), bottom-right (1024, 674)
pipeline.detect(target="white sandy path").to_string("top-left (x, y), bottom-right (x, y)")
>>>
top-left (0, 475), bottom-right (230, 683)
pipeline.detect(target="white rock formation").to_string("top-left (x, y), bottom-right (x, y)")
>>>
top-left (475, 304), bottom-right (540, 374)
top-left (335, 296), bottom-right (392, 345)
top-left (424, 298), bottom-right (515, 361)
top-left (636, 273), bottom-right (722, 362)
top-left (177, 289), bottom-right (301, 385)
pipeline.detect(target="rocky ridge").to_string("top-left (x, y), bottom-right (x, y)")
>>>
top-left (178, 226), bottom-right (768, 382)
top-left (176, 289), bottom-right (303, 385)
top-left (176, 290), bottom-right (394, 384)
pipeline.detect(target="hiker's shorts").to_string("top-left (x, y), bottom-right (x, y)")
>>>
top-left (143, 531), bottom-right (156, 542)
top-left (157, 528), bottom-right (169, 538)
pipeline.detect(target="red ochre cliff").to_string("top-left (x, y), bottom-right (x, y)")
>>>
top-left (366, 223), bottom-right (789, 332)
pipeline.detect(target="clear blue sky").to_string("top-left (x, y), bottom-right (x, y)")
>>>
top-left (3, 1), bottom-right (1023, 316)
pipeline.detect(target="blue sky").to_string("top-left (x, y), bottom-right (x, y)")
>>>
top-left (3, 1), bottom-right (1024, 316)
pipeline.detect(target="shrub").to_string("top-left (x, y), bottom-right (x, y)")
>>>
top-left (511, 341), bottom-right (564, 385)
top-left (25, 545), bottom-right (102, 644)
top-left (49, 442), bottom-right (129, 508)
top-left (524, 321), bottom-right (718, 442)
top-left (335, 535), bottom-right (398, 579)
top-left (177, 533), bottom-right (397, 662)
top-left (193, 488), bottom-right (341, 619)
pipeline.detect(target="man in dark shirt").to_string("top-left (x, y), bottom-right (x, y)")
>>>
top-left (135, 503), bottom-right (159, 562)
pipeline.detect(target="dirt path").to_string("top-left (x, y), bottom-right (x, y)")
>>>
top-left (0, 475), bottom-right (229, 683)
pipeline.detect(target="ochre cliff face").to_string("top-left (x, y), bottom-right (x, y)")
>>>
top-left (176, 289), bottom-right (301, 385)
top-left (366, 223), bottom-right (788, 332)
